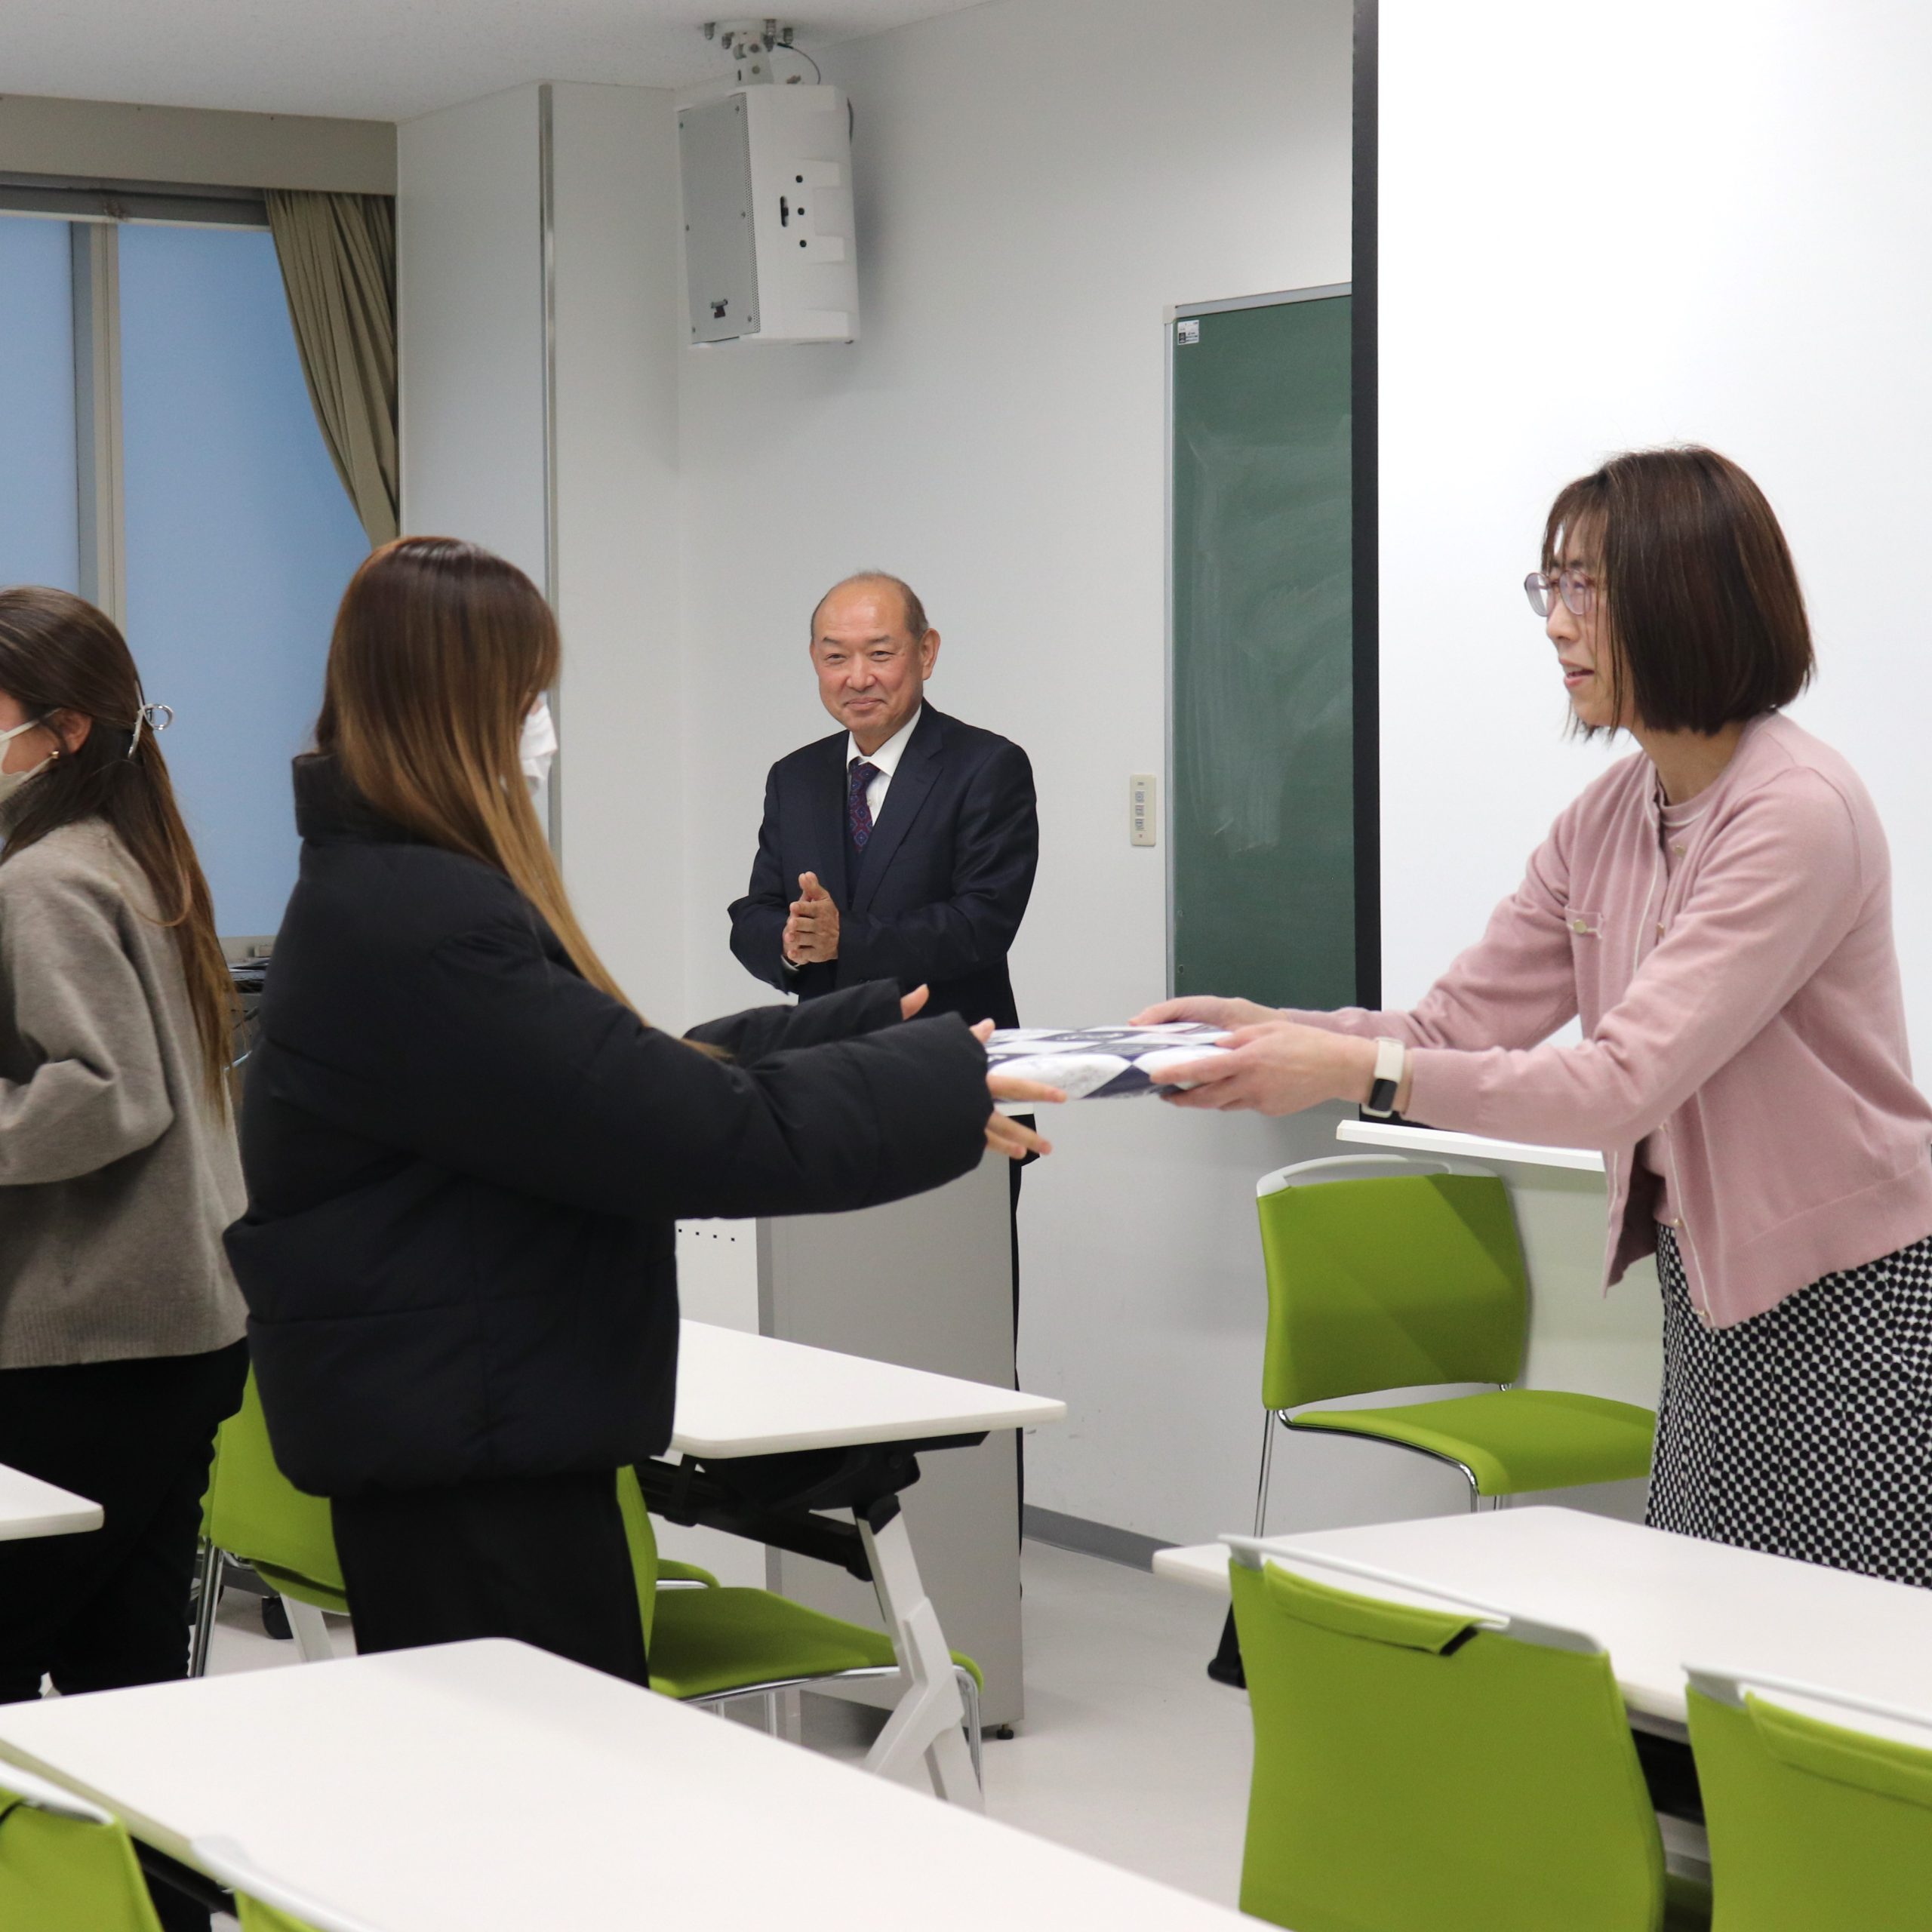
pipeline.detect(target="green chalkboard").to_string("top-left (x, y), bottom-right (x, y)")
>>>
top-left (1171, 291), bottom-right (1357, 1009)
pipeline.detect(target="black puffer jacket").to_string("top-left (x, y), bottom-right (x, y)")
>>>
top-left (225, 758), bottom-right (991, 1497)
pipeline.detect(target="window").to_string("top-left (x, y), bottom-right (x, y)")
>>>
top-left (0, 219), bottom-right (80, 592)
top-left (0, 211), bottom-right (369, 943)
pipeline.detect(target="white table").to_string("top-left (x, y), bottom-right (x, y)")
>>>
top-left (0, 1638), bottom-right (1244, 1932)
top-left (657, 1321), bottom-right (1066, 1806)
top-left (1337, 1118), bottom-right (1603, 1174)
top-left (0, 1462), bottom-right (101, 1542)
top-left (1153, 1506), bottom-right (1932, 1730)
top-left (669, 1319), bottom-right (1060, 1457)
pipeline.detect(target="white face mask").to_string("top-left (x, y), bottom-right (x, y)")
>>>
top-left (519, 696), bottom-right (558, 795)
top-left (0, 715), bottom-right (54, 809)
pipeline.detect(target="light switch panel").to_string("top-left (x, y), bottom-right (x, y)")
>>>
top-left (1130, 773), bottom-right (1158, 847)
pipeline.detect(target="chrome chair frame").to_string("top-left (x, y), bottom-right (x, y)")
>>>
top-left (1250, 1152), bottom-right (1507, 1537)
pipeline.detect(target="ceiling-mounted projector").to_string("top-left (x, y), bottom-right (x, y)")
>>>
top-left (679, 26), bottom-right (859, 346)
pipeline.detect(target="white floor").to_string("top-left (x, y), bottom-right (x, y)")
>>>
top-left (205, 1537), bottom-right (1254, 1912)
top-left (984, 1540), bottom-right (1251, 1902)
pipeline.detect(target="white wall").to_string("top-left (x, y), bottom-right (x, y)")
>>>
top-left (549, 82), bottom-right (686, 1021)
top-left (675, 0), bottom-right (1420, 1543)
top-left (1379, 0), bottom-right (1932, 1060)
top-left (397, 85), bottom-right (547, 582)
top-left (398, 82), bottom-right (687, 1015)
top-left (394, 2), bottom-right (1496, 1545)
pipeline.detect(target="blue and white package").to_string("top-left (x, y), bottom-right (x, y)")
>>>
top-left (986, 1022), bottom-right (1232, 1101)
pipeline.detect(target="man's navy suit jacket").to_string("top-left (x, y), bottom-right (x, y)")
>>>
top-left (728, 706), bottom-right (1038, 1029)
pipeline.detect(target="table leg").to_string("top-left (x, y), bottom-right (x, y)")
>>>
top-left (857, 1509), bottom-right (981, 1809)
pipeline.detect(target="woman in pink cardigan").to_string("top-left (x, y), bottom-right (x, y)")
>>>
top-left (1144, 445), bottom-right (1932, 1586)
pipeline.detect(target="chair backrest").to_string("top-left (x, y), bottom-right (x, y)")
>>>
top-left (615, 1465), bottom-right (662, 1650)
top-left (1686, 1667), bottom-right (1932, 1930)
top-left (239, 1903), bottom-right (325, 1932)
top-left (1230, 1549), bottom-right (1667, 1932)
top-left (204, 1374), bottom-right (346, 1598)
top-left (0, 1770), bottom-right (164, 1932)
top-left (197, 1833), bottom-right (386, 1932)
top-left (1255, 1164), bottom-right (1527, 1409)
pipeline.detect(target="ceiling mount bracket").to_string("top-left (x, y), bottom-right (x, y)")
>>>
top-left (702, 18), bottom-right (795, 85)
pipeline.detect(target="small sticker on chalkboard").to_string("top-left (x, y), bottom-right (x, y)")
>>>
top-left (1176, 318), bottom-right (1200, 345)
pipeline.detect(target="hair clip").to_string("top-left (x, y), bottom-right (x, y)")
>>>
top-left (128, 701), bottom-right (174, 759)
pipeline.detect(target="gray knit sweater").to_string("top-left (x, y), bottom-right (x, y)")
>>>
top-left (0, 817), bottom-right (247, 1367)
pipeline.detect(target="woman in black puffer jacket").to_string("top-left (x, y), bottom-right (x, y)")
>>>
top-left (226, 537), bottom-right (1054, 1684)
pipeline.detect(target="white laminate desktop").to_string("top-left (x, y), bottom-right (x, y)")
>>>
top-left (1152, 1543), bottom-right (1234, 1592)
top-left (671, 1318), bottom-right (1066, 1458)
top-left (1153, 1507), bottom-right (1932, 1730)
top-left (0, 1463), bottom-right (101, 1543)
top-left (0, 1639), bottom-right (1247, 1932)
top-left (1336, 1118), bottom-right (1603, 1173)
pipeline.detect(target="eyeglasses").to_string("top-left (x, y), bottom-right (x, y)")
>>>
top-left (1524, 569), bottom-right (1596, 619)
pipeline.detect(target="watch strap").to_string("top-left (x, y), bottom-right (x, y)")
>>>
top-left (1364, 1035), bottom-right (1405, 1118)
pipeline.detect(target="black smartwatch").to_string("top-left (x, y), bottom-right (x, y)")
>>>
top-left (1364, 1036), bottom-right (1406, 1118)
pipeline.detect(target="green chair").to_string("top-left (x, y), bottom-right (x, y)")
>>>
top-left (240, 1905), bottom-right (325, 1932)
top-left (1251, 1157), bottom-right (1657, 1530)
top-left (1229, 1540), bottom-right (1710, 1932)
top-left (0, 1764), bottom-right (352, 1932)
top-left (616, 1468), bottom-right (986, 1782)
top-left (0, 1766), bottom-right (165, 1932)
top-left (189, 1374), bottom-right (724, 1676)
top-left (191, 1389), bottom-right (982, 1785)
top-left (1687, 1664), bottom-right (1932, 1930)
top-left (195, 1835), bottom-right (378, 1932)
top-left (192, 1373), bottom-right (349, 1672)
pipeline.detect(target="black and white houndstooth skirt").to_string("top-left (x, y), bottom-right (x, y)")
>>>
top-left (1647, 1226), bottom-right (1932, 1587)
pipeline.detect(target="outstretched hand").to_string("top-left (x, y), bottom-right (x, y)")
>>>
top-left (1131, 994), bottom-right (1284, 1029)
top-left (972, 1017), bottom-right (1063, 1159)
top-left (1148, 1021), bottom-right (1377, 1118)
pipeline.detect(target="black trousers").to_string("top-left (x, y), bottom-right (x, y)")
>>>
top-left (331, 1468), bottom-right (650, 1687)
top-left (0, 1342), bottom-right (247, 1703)
top-left (0, 1343), bottom-right (245, 1932)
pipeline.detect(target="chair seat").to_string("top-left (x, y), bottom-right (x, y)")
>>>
top-left (250, 1561), bottom-right (350, 1618)
top-left (648, 1586), bottom-right (980, 1700)
top-left (1290, 1388), bottom-right (1656, 1496)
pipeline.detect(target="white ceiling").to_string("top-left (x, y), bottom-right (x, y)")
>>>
top-left (2, 1), bottom-right (985, 124)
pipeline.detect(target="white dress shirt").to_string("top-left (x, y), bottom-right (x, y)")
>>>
top-left (782, 707), bottom-right (924, 974)
top-left (847, 706), bottom-right (923, 823)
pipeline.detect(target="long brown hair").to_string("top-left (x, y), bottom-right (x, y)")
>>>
top-left (1543, 446), bottom-right (1815, 736)
top-left (0, 587), bottom-right (236, 1106)
top-left (316, 537), bottom-right (632, 1009)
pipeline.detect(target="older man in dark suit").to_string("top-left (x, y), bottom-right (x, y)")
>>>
top-left (730, 574), bottom-right (1041, 1521)
top-left (728, 573), bottom-right (1038, 1028)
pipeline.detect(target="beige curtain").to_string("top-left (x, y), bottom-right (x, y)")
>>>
top-left (265, 190), bottom-right (398, 548)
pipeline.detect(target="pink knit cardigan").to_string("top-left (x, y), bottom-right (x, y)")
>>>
top-left (1296, 714), bottom-right (1932, 1327)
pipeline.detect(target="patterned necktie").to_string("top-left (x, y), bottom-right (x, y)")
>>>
top-left (848, 759), bottom-right (880, 849)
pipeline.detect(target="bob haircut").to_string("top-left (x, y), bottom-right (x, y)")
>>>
top-left (1543, 446), bottom-right (1814, 735)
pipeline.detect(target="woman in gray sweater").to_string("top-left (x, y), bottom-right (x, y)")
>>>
top-left (0, 587), bottom-right (246, 1724)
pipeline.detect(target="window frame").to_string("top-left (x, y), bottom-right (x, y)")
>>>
top-left (0, 174), bottom-right (272, 626)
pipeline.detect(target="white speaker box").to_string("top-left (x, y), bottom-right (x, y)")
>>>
top-left (678, 85), bottom-right (860, 346)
